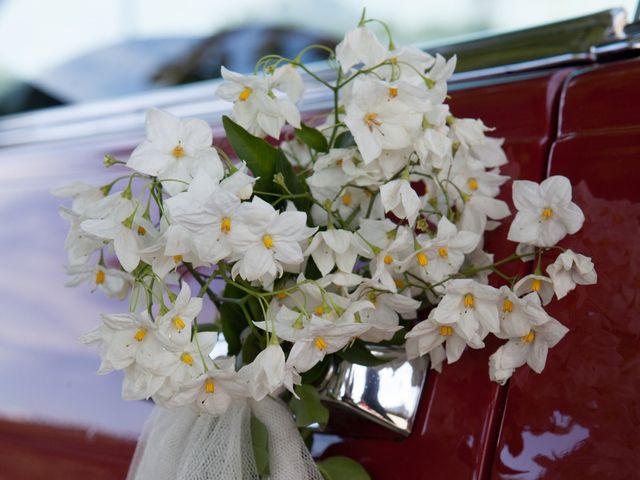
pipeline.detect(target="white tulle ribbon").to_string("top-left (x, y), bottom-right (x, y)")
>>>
top-left (127, 396), bottom-right (322, 480)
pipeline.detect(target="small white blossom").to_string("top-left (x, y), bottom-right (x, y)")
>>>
top-left (489, 316), bottom-right (569, 384)
top-left (380, 179), bottom-right (421, 226)
top-left (65, 264), bottom-right (132, 300)
top-left (434, 279), bottom-right (500, 339)
top-left (546, 250), bottom-right (597, 299)
top-left (335, 25), bottom-right (386, 73)
top-left (508, 176), bottom-right (585, 247)
top-left (156, 283), bottom-right (203, 348)
top-left (230, 197), bottom-right (316, 283)
top-left (216, 67), bottom-right (301, 138)
top-left (127, 109), bottom-right (224, 195)
top-left (406, 311), bottom-right (483, 366)
top-left (305, 229), bottom-right (358, 276)
top-left (513, 274), bottom-right (555, 306)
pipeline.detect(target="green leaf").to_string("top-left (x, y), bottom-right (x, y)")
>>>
top-left (295, 123), bottom-right (329, 153)
top-left (222, 115), bottom-right (310, 211)
top-left (317, 456), bottom-right (370, 480)
top-left (219, 302), bottom-right (244, 355)
top-left (289, 384), bottom-right (329, 429)
top-left (223, 115), bottom-right (278, 196)
top-left (242, 332), bottom-right (263, 364)
top-left (250, 415), bottom-right (270, 477)
top-left (337, 340), bottom-right (390, 367)
top-left (300, 357), bottom-right (330, 385)
top-left (334, 131), bottom-right (356, 149)
top-left (218, 283), bottom-right (252, 356)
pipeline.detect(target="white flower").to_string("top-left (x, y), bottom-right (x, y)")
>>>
top-left (58, 207), bottom-right (104, 266)
top-left (546, 250), bottom-right (597, 299)
top-left (513, 274), bottom-right (555, 306)
top-left (335, 25), bottom-right (386, 73)
top-left (153, 332), bottom-right (217, 405)
top-left (434, 279), bottom-right (500, 339)
top-left (424, 54), bottom-right (456, 104)
top-left (406, 311), bottom-right (483, 365)
top-left (240, 344), bottom-right (299, 400)
top-left (412, 217), bottom-right (480, 282)
top-left (355, 281), bottom-right (421, 343)
top-left (489, 316), bottom-right (569, 384)
top-left (508, 176), bottom-right (585, 247)
top-left (164, 171), bottom-right (243, 264)
top-left (305, 229), bottom-right (358, 276)
top-left (82, 311), bottom-right (175, 376)
top-left (52, 181), bottom-right (105, 216)
top-left (156, 283), bottom-right (203, 348)
top-left (448, 117), bottom-right (492, 149)
top-left (380, 179), bottom-right (421, 226)
top-left (216, 67), bottom-right (301, 138)
top-left (169, 359), bottom-right (248, 415)
top-left (127, 109), bottom-right (224, 195)
top-left (80, 195), bottom-right (143, 272)
top-left (271, 64), bottom-right (305, 102)
top-left (343, 77), bottom-right (422, 163)
top-left (377, 46), bottom-right (435, 84)
top-left (458, 194), bottom-right (511, 235)
top-left (65, 264), bottom-right (132, 300)
top-left (496, 287), bottom-right (550, 338)
top-left (286, 317), bottom-right (368, 372)
top-left (230, 197), bottom-right (316, 283)
top-left (368, 226), bottom-right (413, 292)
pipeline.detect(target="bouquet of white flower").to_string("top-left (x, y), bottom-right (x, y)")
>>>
top-left (55, 11), bottom-right (597, 480)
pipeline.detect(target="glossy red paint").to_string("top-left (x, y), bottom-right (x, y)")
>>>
top-left (490, 59), bottom-right (640, 479)
top-left (317, 69), bottom-right (574, 480)
top-left (0, 419), bottom-right (136, 480)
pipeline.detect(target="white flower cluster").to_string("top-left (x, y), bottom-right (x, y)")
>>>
top-left (57, 18), bottom-right (597, 417)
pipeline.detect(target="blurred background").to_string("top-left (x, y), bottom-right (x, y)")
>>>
top-left (0, 0), bottom-right (637, 116)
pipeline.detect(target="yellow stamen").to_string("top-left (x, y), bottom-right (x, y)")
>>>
top-left (134, 329), bottom-right (146, 342)
top-left (341, 193), bottom-right (352, 206)
top-left (336, 159), bottom-right (343, 167)
top-left (364, 113), bottom-right (382, 130)
top-left (463, 293), bottom-right (475, 308)
top-left (522, 331), bottom-right (536, 344)
top-left (220, 217), bottom-right (231, 234)
top-left (262, 234), bottom-right (274, 249)
top-left (204, 378), bottom-right (215, 393)
top-left (276, 292), bottom-right (288, 300)
top-left (314, 337), bottom-right (328, 350)
top-left (137, 225), bottom-right (146, 236)
top-left (95, 270), bottom-right (105, 285)
top-left (173, 316), bottom-right (186, 331)
top-left (383, 254), bottom-right (393, 265)
top-left (531, 279), bottom-right (542, 292)
top-left (394, 278), bottom-right (405, 289)
top-left (367, 291), bottom-right (377, 303)
top-left (389, 56), bottom-right (398, 64)
top-left (438, 247), bottom-right (448, 258)
top-left (314, 306), bottom-right (325, 316)
top-left (439, 325), bottom-right (454, 336)
top-left (238, 87), bottom-right (252, 101)
top-left (541, 207), bottom-right (553, 220)
top-left (172, 145), bottom-right (185, 158)
top-left (181, 352), bottom-right (193, 366)
top-left (416, 252), bottom-right (428, 267)
top-left (388, 87), bottom-right (398, 98)
top-left (468, 178), bottom-right (479, 191)
top-left (173, 255), bottom-right (183, 264)
top-left (502, 298), bottom-right (514, 313)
